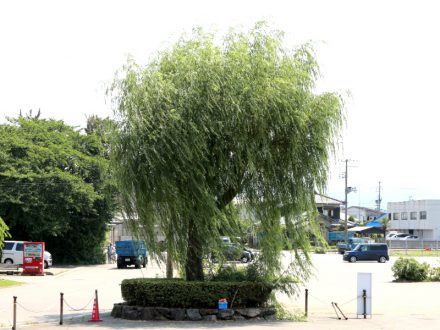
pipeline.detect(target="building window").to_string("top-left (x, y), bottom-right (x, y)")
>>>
top-left (410, 212), bottom-right (417, 220)
top-left (401, 212), bottom-right (408, 220)
top-left (388, 213), bottom-right (392, 220)
top-left (393, 213), bottom-right (400, 220)
top-left (420, 211), bottom-right (427, 220)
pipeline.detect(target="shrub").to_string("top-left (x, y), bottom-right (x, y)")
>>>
top-left (208, 262), bottom-right (266, 282)
top-left (314, 247), bottom-right (326, 254)
top-left (207, 263), bottom-right (298, 298)
top-left (429, 266), bottom-right (440, 281)
top-left (121, 278), bottom-right (273, 308)
top-left (392, 257), bottom-right (430, 281)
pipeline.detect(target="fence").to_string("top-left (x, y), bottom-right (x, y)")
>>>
top-left (387, 239), bottom-right (440, 251)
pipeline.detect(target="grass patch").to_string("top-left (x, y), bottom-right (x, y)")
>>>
top-left (390, 250), bottom-right (440, 257)
top-left (0, 279), bottom-right (23, 288)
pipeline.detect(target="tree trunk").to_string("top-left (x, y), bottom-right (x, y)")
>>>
top-left (166, 249), bottom-right (173, 278)
top-left (185, 218), bottom-right (204, 281)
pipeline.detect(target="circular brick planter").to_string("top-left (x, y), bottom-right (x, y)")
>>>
top-left (111, 303), bottom-right (277, 321)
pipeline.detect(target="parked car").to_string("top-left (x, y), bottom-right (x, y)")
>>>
top-left (212, 243), bottom-right (253, 263)
top-left (343, 243), bottom-right (389, 263)
top-left (385, 232), bottom-right (400, 240)
top-left (1, 240), bottom-right (53, 268)
top-left (402, 235), bottom-right (419, 240)
top-left (389, 233), bottom-right (410, 240)
top-left (220, 236), bottom-right (232, 243)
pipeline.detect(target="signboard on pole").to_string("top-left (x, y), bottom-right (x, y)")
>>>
top-left (357, 272), bottom-right (372, 317)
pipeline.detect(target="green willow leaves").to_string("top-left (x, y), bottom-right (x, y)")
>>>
top-left (112, 24), bottom-right (344, 281)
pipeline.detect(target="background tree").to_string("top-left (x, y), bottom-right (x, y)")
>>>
top-left (0, 117), bottom-right (116, 263)
top-left (0, 216), bottom-right (10, 250)
top-left (380, 217), bottom-right (390, 240)
top-left (112, 23), bottom-right (343, 281)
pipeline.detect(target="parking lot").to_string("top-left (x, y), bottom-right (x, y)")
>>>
top-left (280, 252), bottom-right (440, 318)
top-left (2, 252), bottom-right (440, 329)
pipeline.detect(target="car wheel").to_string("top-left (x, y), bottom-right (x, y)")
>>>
top-left (142, 258), bottom-right (147, 268)
top-left (241, 256), bottom-right (249, 263)
top-left (4, 259), bottom-right (13, 264)
top-left (378, 256), bottom-right (387, 263)
top-left (44, 261), bottom-right (49, 269)
top-left (349, 256), bottom-right (357, 263)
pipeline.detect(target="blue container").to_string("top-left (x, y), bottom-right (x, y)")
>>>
top-left (218, 301), bottom-right (228, 310)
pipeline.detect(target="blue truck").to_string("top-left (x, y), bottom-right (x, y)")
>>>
top-left (115, 240), bottom-right (148, 269)
top-left (337, 237), bottom-right (374, 254)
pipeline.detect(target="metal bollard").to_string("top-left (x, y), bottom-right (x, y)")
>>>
top-left (60, 292), bottom-right (64, 325)
top-left (363, 289), bottom-right (367, 319)
top-left (12, 296), bottom-right (17, 330)
top-left (305, 289), bottom-right (308, 317)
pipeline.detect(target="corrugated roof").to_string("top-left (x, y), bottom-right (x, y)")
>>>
top-left (315, 194), bottom-right (344, 205)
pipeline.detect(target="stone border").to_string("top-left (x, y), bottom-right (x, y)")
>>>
top-left (111, 303), bottom-right (276, 321)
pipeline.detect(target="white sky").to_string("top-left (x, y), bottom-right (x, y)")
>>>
top-left (1, 0), bottom-right (439, 210)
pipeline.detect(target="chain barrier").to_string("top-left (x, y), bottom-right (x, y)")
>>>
top-left (308, 292), bottom-right (331, 306)
top-left (308, 292), bottom-right (362, 306)
top-left (339, 295), bottom-right (361, 306)
top-left (16, 302), bottom-right (57, 314)
top-left (63, 294), bottom-right (95, 312)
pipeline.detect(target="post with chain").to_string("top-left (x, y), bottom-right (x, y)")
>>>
top-left (12, 296), bottom-right (17, 330)
top-left (60, 292), bottom-right (64, 325)
top-left (362, 289), bottom-right (367, 319)
top-left (305, 289), bottom-right (308, 317)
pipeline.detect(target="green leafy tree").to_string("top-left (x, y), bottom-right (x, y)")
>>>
top-left (380, 217), bottom-right (390, 239)
top-left (0, 216), bottom-right (10, 250)
top-left (111, 23), bottom-right (343, 281)
top-left (0, 117), bottom-right (116, 263)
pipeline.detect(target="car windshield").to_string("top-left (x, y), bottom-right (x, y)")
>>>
top-left (352, 244), bottom-right (361, 251)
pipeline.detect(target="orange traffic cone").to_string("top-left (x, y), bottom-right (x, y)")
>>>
top-left (89, 298), bottom-right (102, 322)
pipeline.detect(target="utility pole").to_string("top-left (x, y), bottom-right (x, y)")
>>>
top-left (376, 181), bottom-right (382, 211)
top-left (342, 159), bottom-right (356, 244)
top-left (344, 160), bottom-right (348, 245)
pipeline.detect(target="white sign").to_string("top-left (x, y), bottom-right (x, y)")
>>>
top-left (357, 272), bottom-right (372, 317)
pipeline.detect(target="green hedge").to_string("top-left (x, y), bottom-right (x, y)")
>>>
top-left (121, 278), bottom-right (273, 308)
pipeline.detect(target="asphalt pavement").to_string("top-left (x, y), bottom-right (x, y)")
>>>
top-left (7, 312), bottom-right (440, 330)
top-left (3, 253), bottom-right (440, 329)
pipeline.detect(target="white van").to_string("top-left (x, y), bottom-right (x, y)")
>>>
top-left (1, 241), bottom-right (52, 268)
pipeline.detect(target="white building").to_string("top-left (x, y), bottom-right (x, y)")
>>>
top-left (347, 206), bottom-right (382, 223)
top-left (387, 200), bottom-right (440, 239)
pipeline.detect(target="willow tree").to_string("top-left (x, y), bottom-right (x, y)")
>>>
top-left (112, 24), bottom-right (343, 281)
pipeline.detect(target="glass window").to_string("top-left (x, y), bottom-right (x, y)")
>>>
top-left (420, 211), bottom-right (427, 220)
top-left (410, 212), bottom-right (417, 220)
top-left (15, 243), bottom-right (23, 251)
top-left (401, 212), bottom-right (408, 220)
top-left (393, 213), bottom-right (400, 220)
top-left (3, 242), bottom-right (13, 250)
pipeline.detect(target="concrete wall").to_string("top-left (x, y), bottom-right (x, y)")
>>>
top-left (387, 200), bottom-right (440, 239)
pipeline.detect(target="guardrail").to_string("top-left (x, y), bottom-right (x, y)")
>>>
top-left (387, 240), bottom-right (440, 250)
